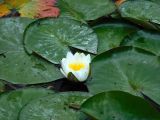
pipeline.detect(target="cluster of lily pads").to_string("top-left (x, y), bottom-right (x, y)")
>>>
top-left (0, 0), bottom-right (160, 119)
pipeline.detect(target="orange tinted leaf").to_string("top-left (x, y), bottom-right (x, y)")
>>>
top-left (115, 0), bottom-right (126, 6)
top-left (5, 0), bottom-right (29, 9)
top-left (36, 0), bottom-right (59, 18)
top-left (36, 6), bottom-right (59, 18)
top-left (0, 4), bottom-right (10, 17)
top-left (19, 1), bottom-right (38, 18)
top-left (19, 0), bottom-right (59, 18)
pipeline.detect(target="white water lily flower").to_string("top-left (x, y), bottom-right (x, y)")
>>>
top-left (60, 52), bottom-right (91, 82)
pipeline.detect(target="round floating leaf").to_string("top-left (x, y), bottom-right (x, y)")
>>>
top-left (119, 0), bottom-right (160, 30)
top-left (121, 30), bottom-right (160, 56)
top-left (0, 88), bottom-right (54, 120)
top-left (24, 18), bottom-right (98, 64)
top-left (81, 91), bottom-right (160, 120)
top-left (58, 0), bottom-right (116, 21)
top-left (0, 18), bottom-right (33, 54)
top-left (93, 23), bottom-right (136, 54)
top-left (19, 92), bottom-right (91, 120)
top-left (0, 51), bottom-right (63, 84)
top-left (88, 47), bottom-right (160, 105)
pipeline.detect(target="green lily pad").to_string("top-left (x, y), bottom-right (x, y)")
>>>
top-left (81, 91), bottom-right (160, 120)
top-left (121, 30), bottom-right (160, 56)
top-left (94, 23), bottom-right (136, 54)
top-left (19, 92), bottom-right (91, 120)
top-left (0, 17), bottom-right (33, 54)
top-left (0, 81), bottom-right (5, 93)
top-left (119, 0), bottom-right (160, 30)
top-left (58, 0), bottom-right (116, 22)
top-left (0, 51), bottom-right (63, 84)
top-left (0, 88), bottom-right (54, 120)
top-left (88, 46), bottom-right (160, 105)
top-left (149, 0), bottom-right (160, 4)
top-left (24, 18), bottom-right (98, 64)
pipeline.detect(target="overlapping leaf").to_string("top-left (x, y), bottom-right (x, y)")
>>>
top-left (0, 88), bottom-right (54, 120)
top-left (0, 51), bottom-right (63, 84)
top-left (0, 18), bottom-right (63, 84)
top-left (0, 18), bottom-right (33, 54)
top-left (121, 30), bottom-right (160, 56)
top-left (119, 0), bottom-right (160, 30)
top-left (81, 91), bottom-right (160, 120)
top-left (24, 18), bottom-right (98, 64)
top-left (94, 23), bottom-right (137, 54)
top-left (88, 47), bottom-right (160, 105)
top-left (58, 0), bottom-right (116, 22)
top-left (19, 92), bottom-right (91, 120)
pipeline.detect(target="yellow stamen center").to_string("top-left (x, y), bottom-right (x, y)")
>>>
top-left (69, 63), bottom-right (85, 71)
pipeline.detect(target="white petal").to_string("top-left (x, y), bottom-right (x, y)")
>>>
top-left (74, 52), bottom-right (81, 60)
top-left (86, 54), bottom-right (91, 63)
top-left (66, 52), bottom-right (74, 60)
top-left (61, 58), bottom-right (70, 75)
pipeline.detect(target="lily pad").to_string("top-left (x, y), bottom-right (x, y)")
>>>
top-left (88, 46), bottom-right (160, 105)
top-left (94, 23), bottom-right (136, 54)
top-left (119, 0), bottom-right (160, 30)
top-left (0, 51), bottom-right (63, 84)
top-left (0, 17), bottom-right (33, 54)
top-left (121, 30), bottom-right (160, 56)
top-left (24, 18), bottom-right (98, 64)
top-left (19, 92), bottom-right (91, 120)
top-left (0, 88), bottom-right (54, 120)
top-left (58, 0), bottom-right (116, 22)
top-left (81, 91), bottom-right (160, 120)
top-left (0, 81), bottom-right (5, 93)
